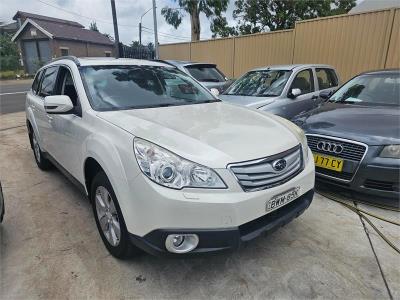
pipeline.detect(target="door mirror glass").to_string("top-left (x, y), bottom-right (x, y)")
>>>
top-left (210, 88), bottom-right (220, 97)
top-left (319, 90), bottom-right (332, 100)
top-left (44, 95), bottom-right (74, 114)
top-left (289, 88), bottom-right (302, 98)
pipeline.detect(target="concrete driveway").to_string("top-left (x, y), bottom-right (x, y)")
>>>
top-left (0, 80), bottom-right (33, 115)
top-left (0, 112), bottom-right (399, 299)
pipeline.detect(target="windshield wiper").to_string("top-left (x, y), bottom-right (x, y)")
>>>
top-left (199, 78), bottom-right (220, 82)
top-left (256, 93), bottom-right (278, 97)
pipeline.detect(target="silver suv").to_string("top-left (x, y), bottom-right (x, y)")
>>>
top-left (220, 64), bottom-right (339, 120)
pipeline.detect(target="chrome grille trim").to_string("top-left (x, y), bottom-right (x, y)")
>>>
top-left (306, 134), bottom-right (369, 183)
top-left (228, 145), bottom-right (303, 192)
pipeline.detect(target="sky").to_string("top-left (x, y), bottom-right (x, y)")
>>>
top-left (0, 0), bottom-right (373, 45)
top-left (0, 0), bottom-right (236, 45)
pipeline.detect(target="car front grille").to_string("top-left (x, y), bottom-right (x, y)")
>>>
top-left (307, 134), bottom-right (367, 182)
top-left (307, 135), bottom-right (366, 161)
top-left (229, 145), bottom-right (303, 192)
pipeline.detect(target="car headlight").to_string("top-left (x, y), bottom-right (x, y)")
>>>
top-left (380, 145), bottom-right (400, 159)
top-left (134, 138), bottom-right (226, 189)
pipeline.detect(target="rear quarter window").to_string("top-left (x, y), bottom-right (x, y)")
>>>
top-left (316, 68), bottom-right (338, 90)
top-left (32, 70), bottom-right (43, 94)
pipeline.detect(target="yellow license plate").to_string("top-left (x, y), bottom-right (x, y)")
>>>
top-left (313, 153), bottom-right (344, 172)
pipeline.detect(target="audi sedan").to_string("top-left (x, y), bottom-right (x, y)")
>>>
top-left (292, 69), bottom-right (400, 206)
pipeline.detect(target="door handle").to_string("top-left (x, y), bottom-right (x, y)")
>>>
top-left (47, 115), bottom-right (53, 121)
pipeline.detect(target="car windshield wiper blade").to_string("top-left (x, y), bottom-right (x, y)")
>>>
top-left (256, 93), bottom-right (278, 97)
top-left (199, 78), bottom-right (220, 82)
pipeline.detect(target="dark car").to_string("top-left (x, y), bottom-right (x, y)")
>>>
top-left (163, 60), bottom-right (233, 93)
top-left (293, 69), bottom-right (400, 206)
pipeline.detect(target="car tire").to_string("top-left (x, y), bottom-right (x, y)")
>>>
top-left (91, 171), bottom-right (141, 259)
top-left (30, 131), bottom-right (52, 170)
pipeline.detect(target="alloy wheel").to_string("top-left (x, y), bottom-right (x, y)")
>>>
top-left (95, 186), bottom-right (121, 246)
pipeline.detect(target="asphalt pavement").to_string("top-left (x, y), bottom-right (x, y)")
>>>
top-left (0, 79), bottom-right (32, 115)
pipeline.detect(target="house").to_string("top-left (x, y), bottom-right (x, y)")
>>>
top-left (349, 0), bottom-right (399, 14)
top-left (11, 11), bottom-right (115, 74)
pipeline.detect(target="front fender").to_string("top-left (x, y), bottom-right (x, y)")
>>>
top-left (83, 132), bottom-right (140, 224)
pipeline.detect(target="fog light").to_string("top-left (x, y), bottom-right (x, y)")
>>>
top-left (165, 234), bottom-right (199, 253)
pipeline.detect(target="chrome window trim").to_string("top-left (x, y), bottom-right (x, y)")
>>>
top-left (306, 133), bottom-right (369, 183)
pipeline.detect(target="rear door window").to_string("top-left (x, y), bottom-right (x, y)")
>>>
top-left (38, 66), bottom-right (59, 97)
top-left (316, 68), bottom-right (338, 90)
top-left (185, 65), bottom-right (226, 82)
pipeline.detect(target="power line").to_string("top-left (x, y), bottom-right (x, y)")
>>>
top-left (142, 25), bottom-right (189, 40)
top-left (142, 28), bottom-right (189, 41)
top-left (34, 0), bottom-right (138, 28)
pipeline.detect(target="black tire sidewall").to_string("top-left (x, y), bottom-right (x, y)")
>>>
top-left (91, 171), bottom-right (137, 259)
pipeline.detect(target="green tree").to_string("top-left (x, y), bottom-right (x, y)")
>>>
top-left (0, 33), bottom-right (20, 71)
top-left (89, 21), bottom-right (99, 32)
top-left (161, 0), bottom-right (229, 41)
top-left (216, 0), bottom-right (356, 36)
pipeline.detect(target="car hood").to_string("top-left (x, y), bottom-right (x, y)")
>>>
top-left (97, 102), bottom-right (299, 168)
top-left (294, 102), bottom-right (400, 145)
top-left (219, 94), bottom-right (277, 109)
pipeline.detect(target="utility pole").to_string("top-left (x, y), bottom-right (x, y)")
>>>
top-left (152, 0), bottom-right (159, 59)
top-left (110, 0), bottom-right (120, 58)
top-left (139, 22), bottom-right (142, 45)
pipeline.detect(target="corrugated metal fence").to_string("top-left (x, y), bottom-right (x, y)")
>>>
top-left (159, 8), bottom-right (400, 81)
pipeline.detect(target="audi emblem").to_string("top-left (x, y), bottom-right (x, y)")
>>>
top-left (316, 141), bottom-right (344, 154)
top-left (272, 159), bottom-right (287, 172)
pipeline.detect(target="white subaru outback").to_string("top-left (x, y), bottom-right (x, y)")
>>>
top-left (26, 57), bottom-right (315, 258)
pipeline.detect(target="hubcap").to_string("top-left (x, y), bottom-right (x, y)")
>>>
top-left (95, 186), bottom-right (121, 246)
top-left (32, 134), bottom-right (41, 163)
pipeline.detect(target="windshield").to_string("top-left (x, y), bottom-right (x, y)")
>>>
top-left (329, 73), bottom-right (400, 106)
top-left (81, 65), bottom-right (218, 111)
top-left (185, 65), bottom-right (226, 82)
top-left (224, 70), bottom-right (291, 97)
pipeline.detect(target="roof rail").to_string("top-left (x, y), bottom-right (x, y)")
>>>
top-left (51, 56), bottom-right (81, 66)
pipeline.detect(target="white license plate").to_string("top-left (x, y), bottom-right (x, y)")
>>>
top-left (266, 187), bottom-right (300, 212)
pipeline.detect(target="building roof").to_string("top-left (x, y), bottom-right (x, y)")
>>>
top-left (11, 12), bottom-right (113, 45)
top-left (349, 0), bottom-right (399, 14)
top-left (13, 11), bottom-right (83, 28)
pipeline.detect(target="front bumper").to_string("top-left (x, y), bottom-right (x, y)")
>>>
top-left (122, 149), bottom-right (315, 237)
top-left (314, 145), bottom-right (400, 206)
top-left (129, 189), bottom-right (314, 256)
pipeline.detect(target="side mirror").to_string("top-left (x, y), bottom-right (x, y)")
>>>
top-left (210, 88), bottom-right (220, 97)
top-left (44, 95), bottom-right (74, 114)
top-left (319, 90), bottom-right (332, 100)
top-left (289, 88), bottom-right (301, 98)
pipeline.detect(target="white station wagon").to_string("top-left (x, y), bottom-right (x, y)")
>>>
top-left (26, 57), bottom-right (315, 258)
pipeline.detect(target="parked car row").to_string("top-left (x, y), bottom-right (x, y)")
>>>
top-left (165, 60), bottom-right (399, 206)
top-left (24, 56), bottom-right (398, 259)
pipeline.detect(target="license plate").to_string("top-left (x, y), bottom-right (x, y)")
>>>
top-left (313, 153), bottom-right (344, 172)
top-left (267, 187), bottom-right (300, 212)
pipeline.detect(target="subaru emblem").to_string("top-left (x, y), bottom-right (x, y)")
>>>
top-left (272, 159), bottom-right (287, 172)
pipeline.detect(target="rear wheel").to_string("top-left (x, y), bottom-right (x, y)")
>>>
top-left (31, 131), bottom-right (52, 170)
top-left (91, 171), bottom-right (140, 259)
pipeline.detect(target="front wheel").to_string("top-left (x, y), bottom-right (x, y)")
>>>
top-left (91, 171), bottom-right (140, 259)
